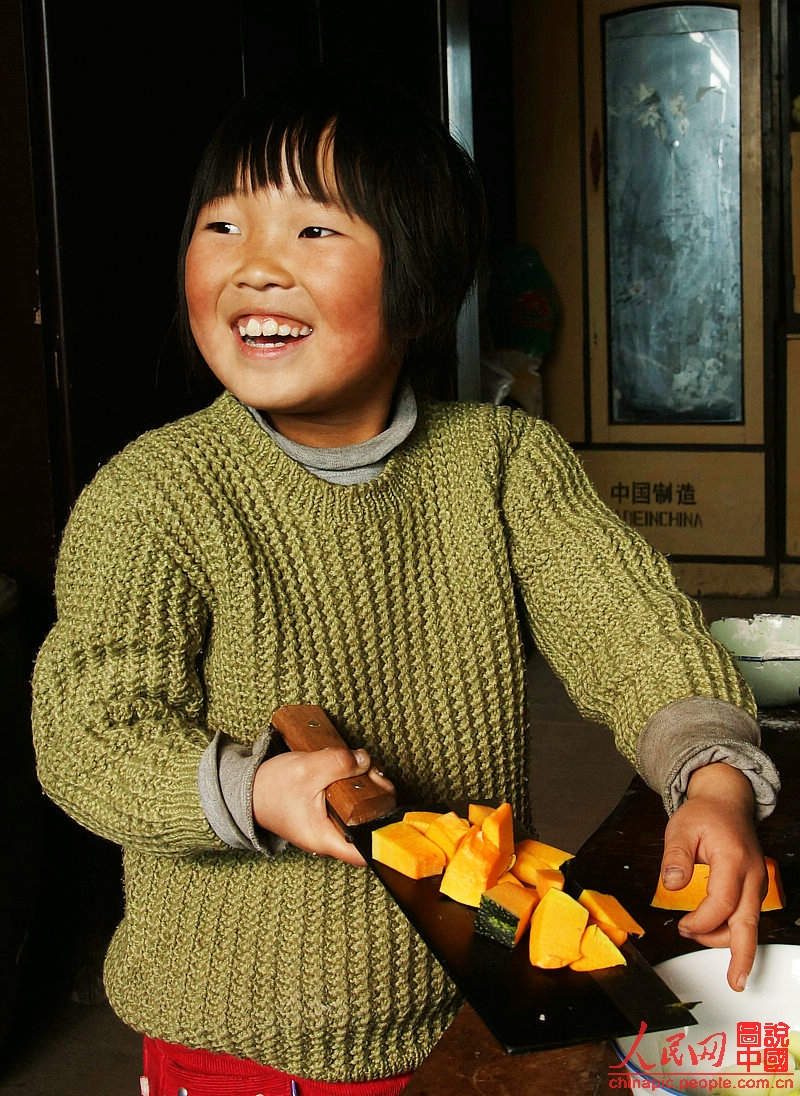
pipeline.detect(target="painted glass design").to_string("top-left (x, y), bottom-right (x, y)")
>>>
top-left (604, 6), bottom-right (743, 423)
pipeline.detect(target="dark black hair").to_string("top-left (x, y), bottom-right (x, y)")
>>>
top-left (177, 68), bottom-right (487, 394)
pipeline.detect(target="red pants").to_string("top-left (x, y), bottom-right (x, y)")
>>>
top-left (141, 1037), bottom-right (413, 1096)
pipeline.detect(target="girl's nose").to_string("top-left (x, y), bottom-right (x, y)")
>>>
top-left (234, 242), bottom-right (294, 290)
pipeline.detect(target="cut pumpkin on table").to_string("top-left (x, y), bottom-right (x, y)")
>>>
top-left (402, 810), bottom-right (442, 835)
top-left (370, 821), bottom-right (446, 879)
top-left (529, 889), bottom-right (588, 968)
top-left (424, 811), bottom-right (471, 860)
top-left (569, 923), bottom-right (626, 971)
top-left (370, 804), bottom-right (653, 972)
top-left (475, 881), bottom-right (539, 947)
top-left (650, 855), bottom-right (785, 912)
top-left (440, 825), bottom-right (507, 907)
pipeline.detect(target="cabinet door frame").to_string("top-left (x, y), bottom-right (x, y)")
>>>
top-left (582, 0), bottom-right (765, 446)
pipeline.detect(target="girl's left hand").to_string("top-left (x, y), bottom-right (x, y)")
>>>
top-left (658, 761), bottom-right (767, 992)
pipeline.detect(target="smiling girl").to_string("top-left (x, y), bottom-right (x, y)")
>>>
top-left (32, 70), bottom-right (779, 1095)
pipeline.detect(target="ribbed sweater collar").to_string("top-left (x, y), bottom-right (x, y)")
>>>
top-left (244, 382), bottom-right (417, 485)
top-left (211, 389), bottom-right (428, 521)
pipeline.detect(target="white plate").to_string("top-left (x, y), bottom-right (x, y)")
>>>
top-left (613, 946), bottom-right (800, 1094)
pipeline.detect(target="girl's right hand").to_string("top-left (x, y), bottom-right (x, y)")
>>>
top-left (252, 748), bottom-right (394, 866)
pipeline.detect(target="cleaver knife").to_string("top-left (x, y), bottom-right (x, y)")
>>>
top-left (270, 704), bottom-right (697, 1054)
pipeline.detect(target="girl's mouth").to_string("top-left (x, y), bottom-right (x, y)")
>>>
top-left (236, 316), bottom-right (312, 348)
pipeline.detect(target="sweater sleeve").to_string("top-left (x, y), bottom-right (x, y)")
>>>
top-left (32, 459), bottom-right (228, 856)
top-left (500, 416), bottom-right (759, 768)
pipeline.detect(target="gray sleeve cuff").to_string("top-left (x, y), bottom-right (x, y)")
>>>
top-left (198, 730), bottom-right (288, 855)
top-left (636, 697), bottom-right (781, 821)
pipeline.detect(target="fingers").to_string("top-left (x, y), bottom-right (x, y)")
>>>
top-left (659, 840), bottom-right (697, 892)
top-left (252, 746), bottom-right (391, 866)
top-left (678, 858), bottom-right (766, 992)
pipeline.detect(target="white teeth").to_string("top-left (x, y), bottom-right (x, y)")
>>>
top-left (238, 318), bottom-right (312, 338)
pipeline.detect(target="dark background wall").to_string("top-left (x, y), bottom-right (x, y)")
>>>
top-left (0, 0), bottom-right (515, 1057)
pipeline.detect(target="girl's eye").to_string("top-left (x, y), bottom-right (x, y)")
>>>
top-left (206, 221), bottom-right (241, 235)
top-left (299, 226), bottom-right (337, 239)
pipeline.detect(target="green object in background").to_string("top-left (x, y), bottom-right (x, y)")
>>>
top-left (488, 245), bottom-right (558, 361)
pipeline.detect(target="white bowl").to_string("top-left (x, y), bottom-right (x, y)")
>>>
top-left (614, 946), bottom-right (800, 1093)
top-left (710, 614), bottom-right (800, 707)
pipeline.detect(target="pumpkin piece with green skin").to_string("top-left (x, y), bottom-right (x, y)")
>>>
top-left (371, 821), bottom-right (446, 879)
top-left (475, 881), bottom-right (539, 948)
top-left (439, 825), bottom-right (506, 907)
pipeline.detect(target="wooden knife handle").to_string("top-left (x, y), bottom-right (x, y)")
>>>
top-left (270, 704), bottom-right (397, 827)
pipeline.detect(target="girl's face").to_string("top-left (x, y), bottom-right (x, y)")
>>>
top-left (184, 181), bottom-right (404, 444)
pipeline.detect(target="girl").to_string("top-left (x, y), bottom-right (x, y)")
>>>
top-left (32, 70), bottom-right (779, 1095)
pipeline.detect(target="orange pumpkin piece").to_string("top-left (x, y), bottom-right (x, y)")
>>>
top-left (496, 870), bottom-right (526, 888)
top-left (468, 803), bottom-right (495, 826)
top-left (531, 867), bottom-right (565, 898)
top-left (476, 881), bottom-right (539, 948)
top-left (591, 921), bottom-right (628, 947)
top-left (515, 838), bottom-right (574, 870)
top-left (569, 923), bottom-right (626, 971)
top-left (371, 821), bottom-right (446, 879)
top-left (651, 856), bottom-right (785, 912)
top-left (402, 810), bottom-right (443, 835)
top-left (424, 811), bottom-right (471, 861)
top-left (439, 825), bottom-right (506, 907)
top-left (511, 849), bottom-right (552, 886)
top-left (579, 889), bottom-right (645, 937)
top-left (481, 802), bottom-right (514, 864)
top-left (529, 889), bottom-right (588, 969)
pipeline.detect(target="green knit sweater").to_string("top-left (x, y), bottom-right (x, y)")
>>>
top-left (32, 393), bottom-right (753, 1081)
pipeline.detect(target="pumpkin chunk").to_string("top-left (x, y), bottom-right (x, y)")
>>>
top-left (481, 802), bottom-right (514, 863)
top-left (468, 803), bottom-right (494, 826)
top-left (511, 851), bottom-right (551, 886)
top-left (440, 825), bottom-right (506, 907)
top-left (402, 810), bottom-right (443, 835)
top-left (425, 811), bottom-right (471, 861)
top-left (371, 821), bottom-right (446, 879)
top-left (570, 923), bottom-right (626, 971)
top-left (496, 870), bottom-right (525, 888)
top-left (591, 921), bottom-right (628, 947)
top-left (579, 889), bottom-right (644, 937)
top-left (651, 856), bottom-right (785, 912)
top-left (529, 889), bottom-right (588, 969)
top-left (515, 838), bottom-right (574, 870)
top-left (476, 881), bottom-right (539, 948)
top-left (531, 867), bottom-right (565, 898)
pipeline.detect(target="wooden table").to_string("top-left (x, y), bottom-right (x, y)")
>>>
top-left (404, 713), bottom-right (800, 1095)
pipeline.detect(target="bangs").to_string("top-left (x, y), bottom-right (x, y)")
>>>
top-left (194, 107), bottom-right (365, 216)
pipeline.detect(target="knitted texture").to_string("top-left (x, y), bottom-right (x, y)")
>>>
top-left (32, 393), bottom-right (754, 1081)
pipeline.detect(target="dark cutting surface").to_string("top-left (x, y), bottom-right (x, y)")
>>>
top-left (348, 804), bottom-right (697, 1053)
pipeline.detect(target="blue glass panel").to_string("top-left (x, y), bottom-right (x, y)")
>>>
top-left (604, 6), bottom-right (743, 423)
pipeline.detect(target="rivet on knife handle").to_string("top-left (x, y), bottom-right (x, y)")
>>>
top-left (270, 704), bottom-right (397, 827)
